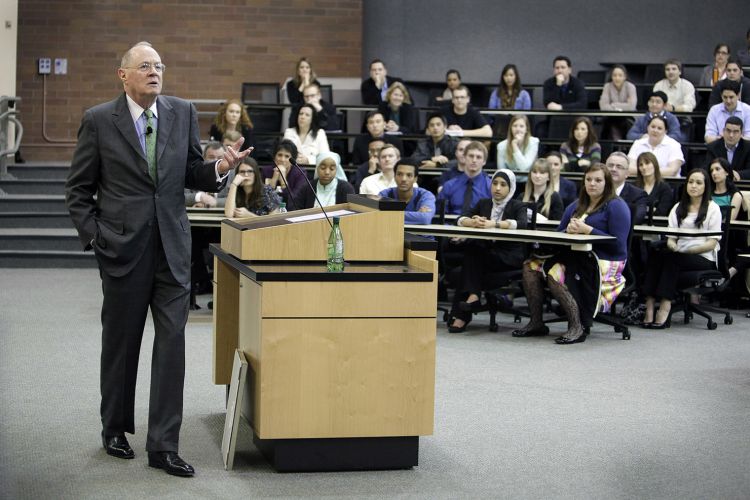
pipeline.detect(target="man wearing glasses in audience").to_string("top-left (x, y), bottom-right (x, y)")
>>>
top-left (606, 152), bottom-right (647, 224)
top-left (441, 86), bottom-right (492, 138)
top-left (288, 83), bottom-right (339, 131)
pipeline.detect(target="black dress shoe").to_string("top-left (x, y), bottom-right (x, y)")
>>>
top-left (102, 434), bottom-right (134, 459)
top-left (148, 451), bottom-right (195, 477)
top-left (649, 320), bottom-right (670, 330)
top-left (511, 325), bottom-right (550, 337)
top-left (448, 320), bottom-right (469, 333)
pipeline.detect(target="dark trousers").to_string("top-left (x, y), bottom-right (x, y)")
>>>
top-left (99, 222), bottom-right (189, 452)
top-left (450, 242), bottom-right (518, 322)
top-left (641, 250), bottom-right (715, 301)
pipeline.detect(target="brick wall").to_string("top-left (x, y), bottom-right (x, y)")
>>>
top-left (16, 0), bottom-right (362, 161)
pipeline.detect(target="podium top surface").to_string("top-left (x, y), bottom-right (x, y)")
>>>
top-left (210, 244), bottom-right (433, 282)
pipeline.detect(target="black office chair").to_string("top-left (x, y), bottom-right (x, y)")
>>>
top-left (667, 207), bottom-right (734, 330)
top-left (643, 65), bottom-right (665, 85)
top-left (577, 70), bottom-right (606, 85)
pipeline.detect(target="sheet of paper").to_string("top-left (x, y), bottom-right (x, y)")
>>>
top-left (286, 209), bottom-right (356, 223)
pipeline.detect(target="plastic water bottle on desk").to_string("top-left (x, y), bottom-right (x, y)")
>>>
top-left (278, 202), bottom-right (287, 213)
top-left (327, 216), bottom-right (344, 272)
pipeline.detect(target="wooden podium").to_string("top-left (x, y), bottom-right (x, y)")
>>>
top-left (209, 195), bottom-right (438, 471)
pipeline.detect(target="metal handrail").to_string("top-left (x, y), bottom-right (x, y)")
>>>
top-left (1, 96), bottom-right (23, 178)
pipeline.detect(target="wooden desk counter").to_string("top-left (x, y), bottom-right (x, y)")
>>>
top-left (404, 223), bottom-right (614, 251)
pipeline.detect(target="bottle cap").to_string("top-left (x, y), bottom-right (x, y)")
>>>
top-left (332, 216), bottom-right (340, 224)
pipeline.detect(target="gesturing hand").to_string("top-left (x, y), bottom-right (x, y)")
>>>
top-left (219, 138), bottom-right (253, 174)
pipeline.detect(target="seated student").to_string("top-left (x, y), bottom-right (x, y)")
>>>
top-left (438, 138), bottom-right (472, 193)
top-left (634, 152), bottom-right (674, 217)
top-left (705, 116), bottom-right (750, 179)
top-left (738, 29), bottom-right (750, 66)
top-left (351, 110), bottom-right (404, 165)
top-left (627, 115), bottom-right (685, 177)
top-left (700, 43), bottom-right (731, 87)
top-left (653, 59), bottom-right (697, 112)
top-left (519, 158), bottom-right (564, 221)
top-left (441, 85), bottom-right (493, 138)
top-left (412, 112), bottom-right (457, 169)
top-left (599, 64), bottom-right (637, 111)
top-left (379, 161), bottom-right (435, 225)
top-left (542, 56), bottom-right (587, 110)
top-left (546, 151), bottom-right (578, 208)
top-left (709, 157), bottom-right (747, 281)
top-left (513, 163), bottom-right (630, 344)
top-left (709, 157), bottom-right (744, 221)
top-left (225, 158), bottom-right (282, 217)
top-left (496, 114), bottom-right (539, 178)
top-left (447, 169), bottom-right (528, 333)
top-left (352, 138), bottom-right (385, 192)
top-left (599, 64), bottom-right (638, 140)
top-left (283, 103), bottom-right (330, 165)
top-left (437, 141), bottom-right (492, 214)
top-left (641, 169), bottom-right (722, 328)
top-left (288, 83), bottom-right (339, 131)
top-left (284, 57), bottom-right (320, 104)
top-left (626, 91), bottom-right (684, 142)
top-left (488, 64), bottom-right (532, 110)
top-left (377, 82), bottom-right (420, 134)
top-left (359, 144), bottom-right (400, 195)
top-left (435, 69), bottom-right (462, 104)
top-left (263, 140), bottom-right (308, 206)
top-left (708, 59), bottom-right (750, 107)
top-left (705, 80), bottom-right (750, 143)
top-left (360, 59), bottom-right (402, 105)
top-left (185, 142), bottom-right (225, 208)
top-left (293, 152), bottom-right (354, 210)
top-left (208, 98), bottom-right (254, 151)
top-left (605, 151), bottom-right (648, 224)
top-left (559, 117), bottom-right (601, 172)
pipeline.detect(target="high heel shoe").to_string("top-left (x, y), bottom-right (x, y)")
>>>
top-left (554, 330), bottom-right (588, 344)
top-left (649, 319), bottom-right (671, 330)
top-left (458, 300), bottom-right (484, 313)
top-left (448, 319), bottom-right (469, 333)
top-left (511, 325), bottom-right (549, 337)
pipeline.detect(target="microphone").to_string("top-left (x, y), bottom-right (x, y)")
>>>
top-left (290, 159), bottom-right (334, 229)
top-left (146, 126), bottom-right (153, 135)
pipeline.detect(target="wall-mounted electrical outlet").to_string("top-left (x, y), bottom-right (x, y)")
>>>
top-left (38, 58), bottom-right (51, 75)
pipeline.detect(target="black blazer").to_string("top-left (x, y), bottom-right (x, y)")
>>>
top-left (461, 198), bottom-right (528, 267)
top-left (706, 138), bottom-right (750, 179)
top-left (360, 76), bottom-right (403, 105)
top-left (293, 180), bottom-right (355, 210)
top-left (377, 101), bottom-right (420, 134)
top-left (66, 93), bottom-right (224, 284)
top-left (643, 181), bottom-right (674, 217)
top-left (619, 183), bottom-right (648, 224)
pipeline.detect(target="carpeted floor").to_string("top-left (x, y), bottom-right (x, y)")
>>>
top-left (1, 268), bottom-right (749, 499)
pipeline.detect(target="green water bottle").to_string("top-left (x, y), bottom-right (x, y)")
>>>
top-left (327, 216), bottom-right (344, 272)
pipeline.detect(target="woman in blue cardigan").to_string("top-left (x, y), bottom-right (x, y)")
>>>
top-left (513, 163), bottom-right (630, 344)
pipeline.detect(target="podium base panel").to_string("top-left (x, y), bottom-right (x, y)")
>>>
top-left (253, 434), bottom-right (419, 472)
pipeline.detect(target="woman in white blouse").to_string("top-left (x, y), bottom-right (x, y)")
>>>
top-left (495, 115), bottom-right (538, 179)
top-left (283, 103), bottom-right (329, 164)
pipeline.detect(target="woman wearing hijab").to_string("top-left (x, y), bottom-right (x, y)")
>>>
top-left (447, 169), bottom-right (529, 333)
top-left (293, 151), bottom-right (354, 210)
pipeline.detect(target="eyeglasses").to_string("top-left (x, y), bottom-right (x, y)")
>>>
top-left (606, 163), bottom-right (628, 171)
top-left (125, 62), bottom-right (166, 73)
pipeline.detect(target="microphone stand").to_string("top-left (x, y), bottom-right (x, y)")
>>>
top-left (290, 159), bottom-right (334, 229)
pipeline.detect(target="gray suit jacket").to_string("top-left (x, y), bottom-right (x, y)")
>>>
top-left (66, 93), bottom-right (225, 284)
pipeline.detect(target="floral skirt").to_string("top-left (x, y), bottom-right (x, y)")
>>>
top-left (528, 255), bottom-right (626, 314)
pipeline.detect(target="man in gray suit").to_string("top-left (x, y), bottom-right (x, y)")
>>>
top-left (65, 41), bottom-right (250, 477)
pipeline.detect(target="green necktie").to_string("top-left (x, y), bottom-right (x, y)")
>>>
top-left (144, 109), bottom-right (157, 185)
